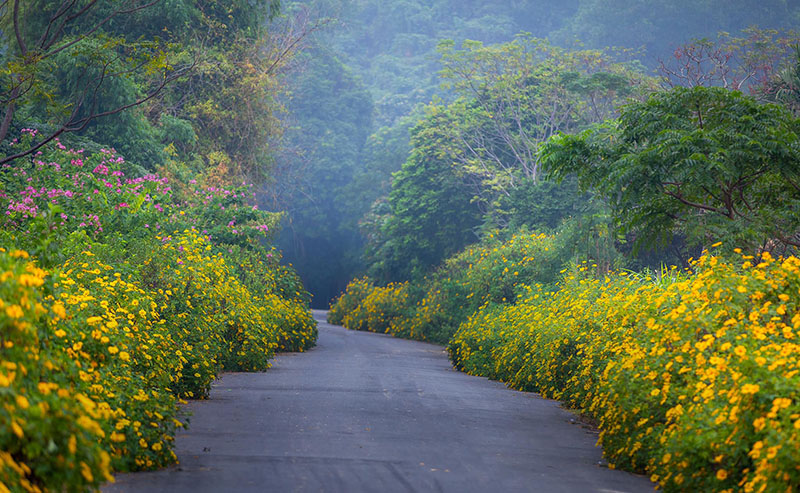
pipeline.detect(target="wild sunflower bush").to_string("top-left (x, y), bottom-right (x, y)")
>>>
top-left (450, 252), bottom-right (800, 492)
top-left (53, 250), bottom-right (184, 471)
top-left (0, 249), bottom-right (114, 492)
top-left (0, 136), bottom-right (315, 492)
top-left (341, 282), bottom-right (415, 336)
top-left (331, 232), bottom-right (564, 343)
top-left (327, 277), bottom-right (374, 326)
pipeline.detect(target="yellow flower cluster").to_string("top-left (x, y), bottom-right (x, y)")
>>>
top-left (451, 252), bottom-right (800, 492)
top-left (0, 232), bottom-right (316, 492)
top-left (0, 249), bottom-right (115, 492)
top-left (332, 232), bottom-right (560, 344)
top-left (328, 277), bottom-right (373, 326)
top-left (341, 282), bottom-right (413, 337)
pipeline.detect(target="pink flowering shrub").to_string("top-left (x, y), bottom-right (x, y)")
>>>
top-left (0, 134), bottom-right (280, 261)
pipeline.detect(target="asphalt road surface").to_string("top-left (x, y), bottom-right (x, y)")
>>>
top-left (105, 310), bottom-right (653, 493)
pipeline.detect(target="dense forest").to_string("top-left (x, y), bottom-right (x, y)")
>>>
top-left (269, 0), bottom-right (800, 306)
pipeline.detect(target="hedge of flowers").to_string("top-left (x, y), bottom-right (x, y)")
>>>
top-left (328, 232), bottom-right (563, 343)
top-left (1, 134), bottom-right (316, 492)
top-left (450, 252), bottom-right (800, 492)
top-left (332, 234), bottom-right (800, 490)
top-left (327, 277), bottom-right (373, 326)
top-left (341, 282), bottom-right (414, 337)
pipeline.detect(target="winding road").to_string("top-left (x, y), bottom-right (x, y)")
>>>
top-left (105, 311), bottom-right (653, 492)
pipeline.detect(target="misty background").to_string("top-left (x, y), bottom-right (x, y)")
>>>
top-left (261, 0), bottom-right (799, 307)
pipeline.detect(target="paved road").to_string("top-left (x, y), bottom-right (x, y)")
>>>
top-left (106, 311), bottom-right (653, 493)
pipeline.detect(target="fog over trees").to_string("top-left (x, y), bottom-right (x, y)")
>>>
top-left (269, 0), bottom-right (800, 306)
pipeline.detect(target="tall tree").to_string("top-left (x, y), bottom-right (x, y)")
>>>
top-left (541, 86), bottom-right (800, 254)
top-left (362, 106), bottom-right (483, 282)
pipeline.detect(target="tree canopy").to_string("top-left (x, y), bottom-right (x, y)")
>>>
top-left (541, 86), bottom-right (800, 254)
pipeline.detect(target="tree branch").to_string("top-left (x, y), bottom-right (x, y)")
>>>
top-left (40, 0), bottom-right (162, 57)
top-left (0, 58), bottom-right (194, 166)
top-left (13, 0), bottom-right (27, 55)
top-left (662, 187), bottom-right (725, 215)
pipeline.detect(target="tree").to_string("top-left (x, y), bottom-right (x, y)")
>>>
top-left (0, 0), bottom-right (300, 179)
top-left (362, 107), bottom-right (483, 282)
top-left (434, 36), bottom-right (654, 199)
top-left (160, 2), bottom-right (319, 183)
top-left (541, 86), bottom-right (800, 254)
top-left (0, 0), bottom-right (193, 164)
top-left (657, 28), bottom-right (799, 93)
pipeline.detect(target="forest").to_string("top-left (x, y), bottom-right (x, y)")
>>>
top-left (1, 0), bottom-right (800, 491)
top-left (274, 0), bottom-right (800, 306)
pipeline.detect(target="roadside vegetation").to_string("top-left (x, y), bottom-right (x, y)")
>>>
top-left (0, 1), bottom-right (317, 491)
top-left (0, 139), bottom-right (315, 491)
top-left (331, 27), bottom-right (800, 492)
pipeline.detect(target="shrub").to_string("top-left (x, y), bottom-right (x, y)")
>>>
top-left (450, 252), bottom-right (800, 492)
top-left (341, 282), bottom-right (414, 336)
top-left (328, 277), bottom-right (374, 326)
top-left (0, 135), bottom-right (317, 492)
top-left (0, 249), bottom-right (114, 491)
top-left (52, 250), bottom-right (183, 471)
top-left (330, 232), bottom-right (566, 343)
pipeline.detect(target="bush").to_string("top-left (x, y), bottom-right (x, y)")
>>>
top-left (331, 231), bottom-right (567, 343)
top-left (328, 277), bottom-right (374, 326)
top-left (0, 249), bottom-right (114, 491)
top-left (0, 136), bottom-right (317, 492)
top-left (341, 282), bottom-right (414, 336)
top-left (450, 252), bottom-right (800, 492)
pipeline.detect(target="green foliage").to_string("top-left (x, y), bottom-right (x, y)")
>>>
top-left (279, 1), bottom-right (799, 307)
top-left (434, 36), bottom-right (655, 200)
top-left (333, 231), bottom-right (574, 344)
top-left (542, 86), bottom-right (800, 255)
top-left (301, 0), bottom-right (581, 125)
top-left (362, 106), bottom-right (483, 283)
top-left (1, 0), bottom-right (287, 180)
top-left (360, 38), bottom-right (654, 282)
top-left (501, 176), bottom-right (590, 231)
